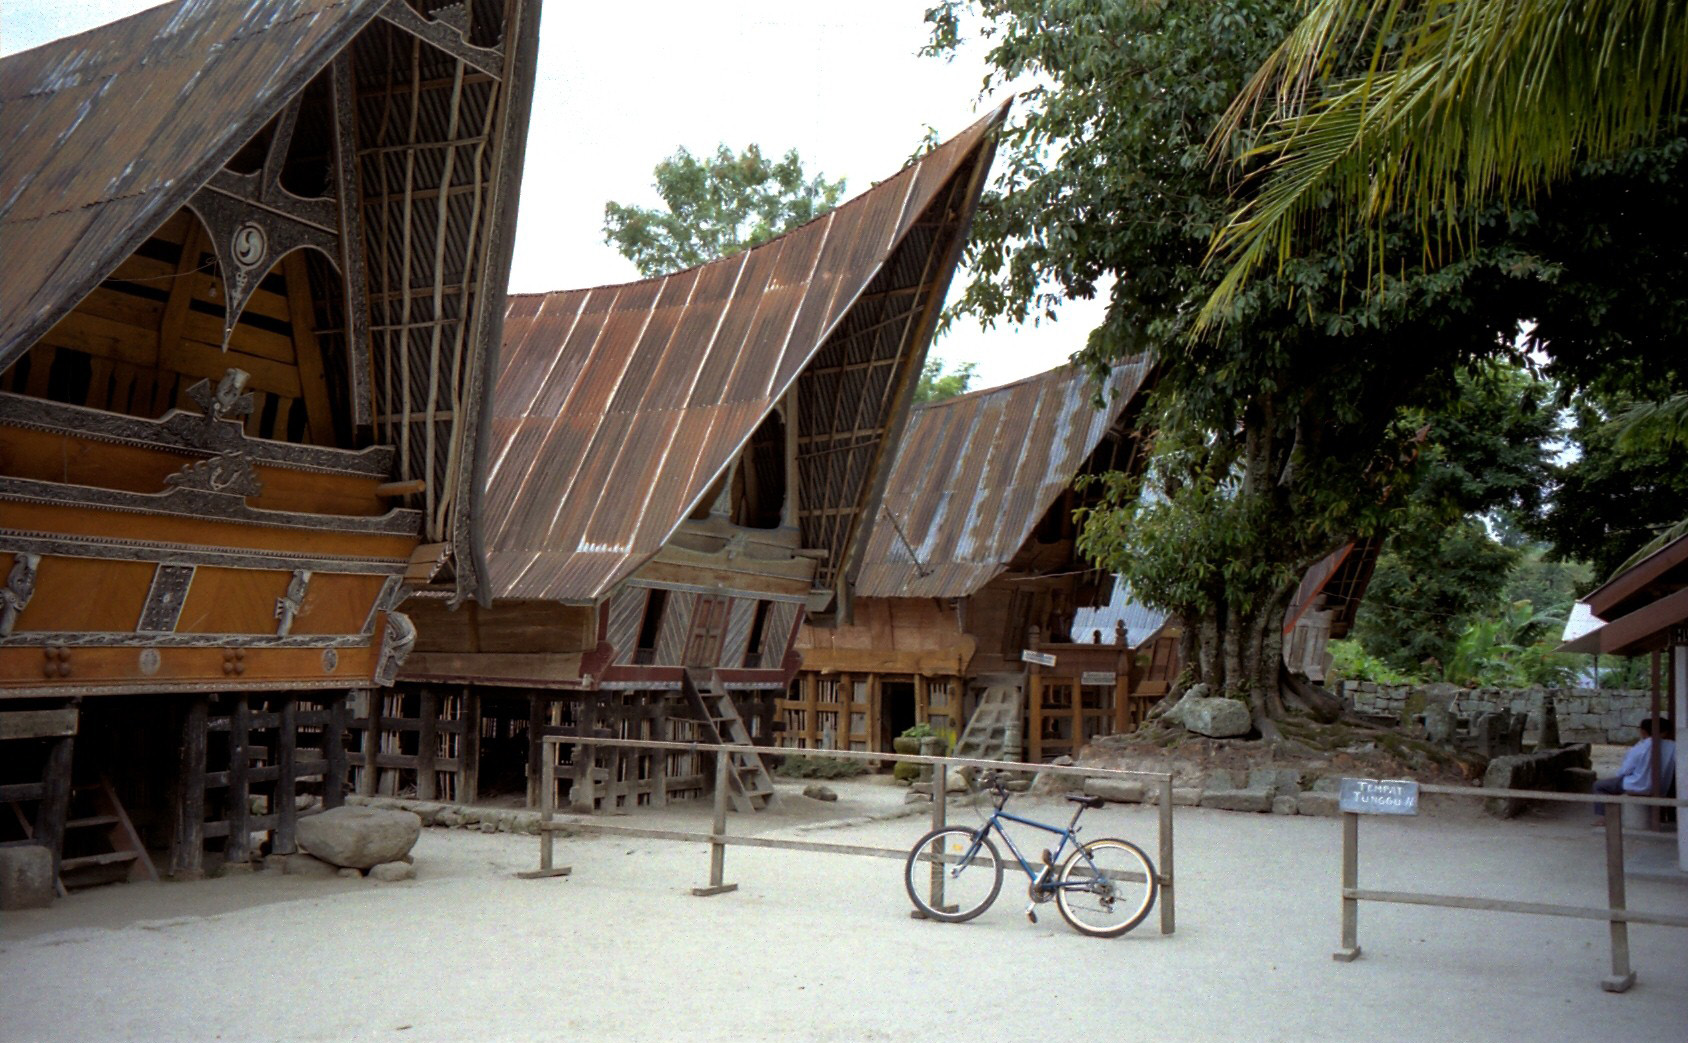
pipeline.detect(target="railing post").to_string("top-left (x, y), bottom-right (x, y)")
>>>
top-left (1601, 808), bottom-right (1636, 992)
top-left (692, 746), bottom-right (738, 897)
top-left (1158, 773), bottom-right (1175, 935)
top-left (921, 736), bottom-right (946, 915)
top-left (1333, 812), bottom-right (1362, 961)
top-left (517, 736), bottom-right (571, 879)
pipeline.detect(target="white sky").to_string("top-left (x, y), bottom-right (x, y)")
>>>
top-left (0, 0), bottom-right (1111, 390)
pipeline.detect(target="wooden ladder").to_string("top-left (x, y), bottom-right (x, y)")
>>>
top-left (681, 669), bottom-right (775, 813)
top-left (952, 684), bottom-right (1023, 763)
top-left (6, 778), bottom-right (158, 892)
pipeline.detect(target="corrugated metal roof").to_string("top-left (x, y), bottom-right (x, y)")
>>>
top-left (855, 359), bottom-right (1152, 599)
top-left (485, 105), bottom-right (1008, 603)
top-left (1073, 580), bottom-right (1170, 648)
top-left (0, 0), bottom-right (387, 365)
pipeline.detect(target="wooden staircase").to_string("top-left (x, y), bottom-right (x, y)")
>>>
top-left (680, 669), bottom-right (775, 813)
top-left (952, 684), bottom-right (1022, 763)
top-left (6, 778), bottom-right (158, 893)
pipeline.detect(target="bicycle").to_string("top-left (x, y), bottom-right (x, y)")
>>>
top-left (902, 769), bottom-right (1158, 937)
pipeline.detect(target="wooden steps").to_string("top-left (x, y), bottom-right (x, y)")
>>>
top-left (681, 669), bottom-right (775, 812)
top-left (5, 777), bottom-right (158, 893)
top-left (952, 684), bottom-right (1022, 763)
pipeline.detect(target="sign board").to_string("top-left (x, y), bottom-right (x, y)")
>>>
top-left (1338, 777), bottom-right (1419, 816)
top-left (1021, 650), bottom-right (1057, 667)
top-left (1080, 671), bottom-right (1116, 687)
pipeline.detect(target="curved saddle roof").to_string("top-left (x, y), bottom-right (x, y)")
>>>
top-left (484, 105), bottom-right (1009, 604)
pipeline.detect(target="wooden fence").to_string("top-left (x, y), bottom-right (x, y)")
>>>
top-left (1334, 785), bottom-right (1687, 993)
top-left (523, 735), bottom-right (1179, 936)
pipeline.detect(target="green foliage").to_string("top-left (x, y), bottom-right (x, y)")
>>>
top-left (603, 145), bottom-right (846, 277)
top-left (1441, 599), bottom-right (1581, 688)
top-left (1326, 638), bottom-right (1415, 686)
top-left (1354, 518), bottom-right (1519, 676)
top-left (914, 357), bottom-right (978, 403)
top-left (774, 754), bottom-right (869, 780)
top-left (1526, 394), bottom-right (1688, 579)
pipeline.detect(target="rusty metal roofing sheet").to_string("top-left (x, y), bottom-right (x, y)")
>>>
top-left (486, 105), bottom-right (1008, 603)
top-left (0, 0), bottom-right (388, 364)
top-left (856, 359), bottom-right (1152, 600)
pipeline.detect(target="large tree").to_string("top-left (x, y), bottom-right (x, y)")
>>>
top-left (603, 144), bottom-right (847, 277)
top-left (925, 0), bottom-right (1572, 734)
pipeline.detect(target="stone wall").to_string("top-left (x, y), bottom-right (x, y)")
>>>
top-left (1342, 682), bottom-right (1663, 745)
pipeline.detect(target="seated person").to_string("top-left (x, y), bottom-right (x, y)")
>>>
top-left (1592, 718), bottom-right (1676, 825)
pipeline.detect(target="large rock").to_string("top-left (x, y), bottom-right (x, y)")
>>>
top-left (1170, 697), bottom-right (1251, 738)
top-left (0, 844), bottom-right (54, 910)
top-left (296, 806), bottom-right (421, 869)
top-left (1482, 744), bottom-right (1593, 818)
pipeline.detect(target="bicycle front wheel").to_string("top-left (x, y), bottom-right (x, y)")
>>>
top-left (1055, 837), bottom-right (1157, 937)
top-left (904, 826), bottom-right (1003, 923)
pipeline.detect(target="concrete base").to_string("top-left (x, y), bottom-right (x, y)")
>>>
top-left (691, 883), bottom-right (738, 897)
top-left (1332, 945), bottom-right (1363, 963)
top-left (1624, 835), bottom-right (1688, 883)
top-left (1600, 971), bottom-right (1636, 993)
top-left (515, 866), bottom-right (573, 880)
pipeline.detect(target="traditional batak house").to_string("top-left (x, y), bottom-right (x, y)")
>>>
top-left (1281, 537), bottom-right (1382, 683)
top-left (785, 360), bottom-right (1157, 763)
top-left (0, 0), bottom-right (541, 883)
top-left (387, 109), bottom-right (1008, 812)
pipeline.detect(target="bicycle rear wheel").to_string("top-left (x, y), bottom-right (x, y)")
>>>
top-left (1055, 837), bottom-right (1157, 937)
top-left (904, 826), bottom-right (1003, 923)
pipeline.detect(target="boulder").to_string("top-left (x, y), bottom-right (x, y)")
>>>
top-left (0, 844), bottom-right (54, 910)
top-left (296, 806), bottom-right (421, 869)
top-left (283, 853), bottom-right (338, 878)
top-left (1170, 697), bottom-right (1251, 738)
top-left (369, 861), bottom-right (416, 882)
top-left (1085, 778), bottom-right (1146, 804)
top-left (1483, 744), bottom-right (1593, 818)
top-left (944, 771), bottom-right (969, 795)
top-left (803, 784), bottom-right (839, 802)
top-left (336, 867), bottom-right (363, 880)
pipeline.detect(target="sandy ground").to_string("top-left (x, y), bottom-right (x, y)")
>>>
top-left (3, 776), bottom-right (1685, 1043)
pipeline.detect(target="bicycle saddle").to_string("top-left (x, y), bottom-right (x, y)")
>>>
top-left (1066, 794), bottom-right (1105, 809)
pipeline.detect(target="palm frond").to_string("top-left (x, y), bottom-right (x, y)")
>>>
top-left (1199, 0), bottom-right (1688, 333)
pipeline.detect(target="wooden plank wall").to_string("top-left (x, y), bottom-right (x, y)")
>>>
top-left (348, 686), bottom-right (476, 803)
top-left (1, 210), bottom-right (337, 445)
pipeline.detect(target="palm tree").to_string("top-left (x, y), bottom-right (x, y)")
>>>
top-left (1198, 0), bottom-right (1688, 331)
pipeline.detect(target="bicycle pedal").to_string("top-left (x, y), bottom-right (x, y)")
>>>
top-left (1025, 905), bottom-right (1037, 924)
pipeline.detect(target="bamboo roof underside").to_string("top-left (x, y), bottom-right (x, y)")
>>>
top-left (0, 0), bottom-right (386, 364)
top-left (854, 359), bottom-right (1152, 600)
top-left (484, 105), bottom-right (1008, 604)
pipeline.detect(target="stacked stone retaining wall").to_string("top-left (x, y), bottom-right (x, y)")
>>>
top-left (1342, 683), bottom-right (1662, 745)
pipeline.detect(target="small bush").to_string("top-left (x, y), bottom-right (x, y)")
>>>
top-left (774, 754), bottom-right (869, 780)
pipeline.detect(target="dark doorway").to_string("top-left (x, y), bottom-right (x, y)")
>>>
top-left (882, 679), bottom-right (916, 750)
top-left (476, 693), bottom-right (533, 801)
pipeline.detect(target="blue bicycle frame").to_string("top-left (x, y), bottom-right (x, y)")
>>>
top-left (956, 799), bottom-right (1097, 891)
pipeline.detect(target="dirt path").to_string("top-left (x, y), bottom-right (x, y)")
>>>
top-left (3, 779), bottom-right (1684, 1043)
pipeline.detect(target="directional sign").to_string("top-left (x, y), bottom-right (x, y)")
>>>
top-left (1080, 671), bottom-right (1116, 686)
top-left (1021, 650), bottom-right (1057, 667)
top-left (1338, 777), bottom-right (1419, 815)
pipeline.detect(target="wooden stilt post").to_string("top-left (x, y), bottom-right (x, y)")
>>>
top-left (1601, 810), bottom-right (1637, 992)
top-left (1158, 773), bottom-right (1175, 935)
top-left (527, 691), bottom-right (545, 808)
top-left (36, 731), bottom-right (74, 881)
top-left (416, 687), bottom-right (439, 801)
top-left (922, 735), bottom-right (947, 915)
top-left (692, 749), bottom-right (737, 896)
top-left (1333, 811), bottom-right (1362, 961)
top-left (517, 736), bottom-right (572, 880)
top-left (357, 688), bottom-right (378, 797)
top-left (226, 694), bottom-right (251, 864)
top-left (276, 694), bottom-right (299, 854)
top-left (460, 686), bottom-right (480, 806)
top-left (172, 694), bottom-right (209, 879)
top-left (323, 691), bottom-right (349, 809)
